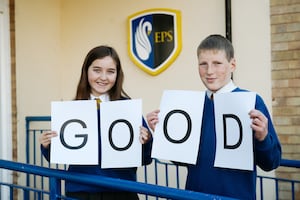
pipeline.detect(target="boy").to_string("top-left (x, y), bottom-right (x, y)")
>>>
top-left (146, 34), bottom-right (281, 199)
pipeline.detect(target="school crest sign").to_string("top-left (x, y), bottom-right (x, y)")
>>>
top-left (128, 9), bottom-right (182, 76)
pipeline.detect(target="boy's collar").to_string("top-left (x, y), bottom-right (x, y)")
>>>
top-left (206, 80), bottom-right (237, 98)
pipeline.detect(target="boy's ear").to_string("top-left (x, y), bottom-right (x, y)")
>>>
top-left (230, 58), bottom-right (236, 71)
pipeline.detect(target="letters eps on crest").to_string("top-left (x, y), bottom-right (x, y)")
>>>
top-left (128, 8), bottom-right (182, 76)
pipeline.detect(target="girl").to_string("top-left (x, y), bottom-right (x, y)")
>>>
top-left (40, 45), bottom-right (152, 200)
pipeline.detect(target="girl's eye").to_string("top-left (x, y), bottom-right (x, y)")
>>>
top-left (108, 70), bottom-right (116, 74)
top-left (94, 69), bottom-right (101, 73)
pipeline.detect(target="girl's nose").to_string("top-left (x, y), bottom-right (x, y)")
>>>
top-left (99, 72), bottom-right (107, 80)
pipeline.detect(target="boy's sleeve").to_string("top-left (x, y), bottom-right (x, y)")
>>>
top-left (254, 95), bottom-right (282, 171)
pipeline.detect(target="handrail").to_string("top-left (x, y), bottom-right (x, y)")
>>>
top-left (0, 159), bottom-right (237, 200)
top-left (280, 159), bottom-right (300, 168)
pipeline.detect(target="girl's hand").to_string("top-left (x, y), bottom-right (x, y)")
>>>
top-left (39, 131), bottom-right (58, 149)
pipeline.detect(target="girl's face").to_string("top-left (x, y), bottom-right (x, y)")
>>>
top-left (88, 56), bottom-right (117, 97)
top-left (198, 49), bottom-right (236, 93)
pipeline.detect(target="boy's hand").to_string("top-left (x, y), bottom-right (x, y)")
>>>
top-left (249, 109), bottom-right (268, 141)
top-left (146, 109), bottom-right (160, 131)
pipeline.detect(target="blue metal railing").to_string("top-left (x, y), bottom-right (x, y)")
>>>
top-left (280, 159), bottom-right (300, 168)
top-left (0, 159), bottom-right (236, 200)
top-left (22, 116), bottom-right (300, 200)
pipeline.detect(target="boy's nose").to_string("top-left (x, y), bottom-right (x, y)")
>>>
top-left (207, 64), bottom-right (214, 74)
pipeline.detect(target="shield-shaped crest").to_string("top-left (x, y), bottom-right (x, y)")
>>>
top-left (128, 9), bottom-right (182, 76)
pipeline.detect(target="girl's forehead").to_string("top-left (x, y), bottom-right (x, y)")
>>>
top-left (90, 57), bottom-right (117, 68)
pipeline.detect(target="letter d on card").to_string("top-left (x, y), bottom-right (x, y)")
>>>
top-left (214, 92), bottom-right (256, 171)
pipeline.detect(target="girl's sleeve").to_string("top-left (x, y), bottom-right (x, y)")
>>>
top-left (141, 117), bottom-right (153, 165)
top-left (40, 144), bottom-right (51, 162)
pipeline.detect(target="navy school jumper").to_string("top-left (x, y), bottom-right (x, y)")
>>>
top-left (185, 88), bottom-right (281, 200)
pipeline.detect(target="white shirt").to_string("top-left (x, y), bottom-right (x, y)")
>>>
top-left (90, 93), bottom-right (110, 102)
top-left (206, 80), bottom-right (237, 99)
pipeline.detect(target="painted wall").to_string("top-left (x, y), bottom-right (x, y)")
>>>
top-left (15, 0), bottom-right (274, 198)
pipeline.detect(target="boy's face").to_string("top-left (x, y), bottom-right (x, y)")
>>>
top-left (198, 49), bottom-right (236, 93)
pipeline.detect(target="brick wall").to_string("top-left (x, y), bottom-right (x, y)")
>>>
top-left (270, 0), bottom-right (300, 199)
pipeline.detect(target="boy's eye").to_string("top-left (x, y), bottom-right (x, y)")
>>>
top-left (213, 61), bottom-right (223, 65)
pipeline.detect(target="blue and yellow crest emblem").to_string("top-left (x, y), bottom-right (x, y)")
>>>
top-left (128, 8), bottom-right (182, 76)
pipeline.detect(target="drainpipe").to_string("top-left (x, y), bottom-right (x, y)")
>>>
top-left (225, 0), bottom-right (233, 79)
top-left (225, 0), bottom-right (232, 42)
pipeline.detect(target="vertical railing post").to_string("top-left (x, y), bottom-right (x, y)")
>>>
top-left (25, 117), bottom-right (31, 200)
top-left (291, 181), bottom-right (295, 200)
top-left (275, 179), bottom-right (279, 200)
top-left (175, 165), bottom-right (180, 189)
top-left (49, 177), bottom-right (61, 200)
top-left (164, 163), bottom-right (169, 187)
top-left (259, 176), bottom-right (263, 200)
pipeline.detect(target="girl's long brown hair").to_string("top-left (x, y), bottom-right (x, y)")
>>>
top-left (75, 45), bottom-right (129, 100)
